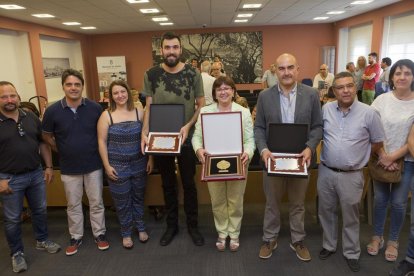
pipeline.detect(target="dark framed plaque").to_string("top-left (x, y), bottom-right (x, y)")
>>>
top-left (267, 153), bottom-right (308, 177)
top-left (145, 104), bottom-right (185, 155)
top-left (200, 112), bottom-right (245, 181)
top-left (267, 123), bottom-right (309, 177)
top-left (202, 154), bottom-right (245, 181)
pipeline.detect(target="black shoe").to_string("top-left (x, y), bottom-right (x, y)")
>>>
top-left (319, 248), bottom-right (336, 260)
top-left (188, 227), bottom-right (204, 246)
top-left (160, 227), bottom-right (178, 246)
top-left (389, 260), bottom-right (414, 276)
top-left (346, 258), bottom-right (360, 272)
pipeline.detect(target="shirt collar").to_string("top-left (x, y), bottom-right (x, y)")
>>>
top-left (277, 82), bottom-right (297, 95)
top-left (0, 108), bottom-right (27, 122)
top-left (60, 97), bottom-right (86, 109)
top-left (336, 98), bottom-right (357, 114)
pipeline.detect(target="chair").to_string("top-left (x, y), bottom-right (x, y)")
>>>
top-left (301, 78), bottom-right (313, 87)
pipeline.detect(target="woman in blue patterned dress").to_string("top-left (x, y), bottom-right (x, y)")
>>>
top-left (98, 80), bottom-right (153, 249)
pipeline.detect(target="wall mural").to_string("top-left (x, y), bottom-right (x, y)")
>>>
top-left (152, 32), bottom-right (263, 84)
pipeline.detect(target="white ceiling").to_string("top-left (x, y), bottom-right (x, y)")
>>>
top-left (0, 0), bottom-right (401, 34)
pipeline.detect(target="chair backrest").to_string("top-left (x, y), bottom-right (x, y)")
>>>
top-left (301, 78), bottom-right (313, 87)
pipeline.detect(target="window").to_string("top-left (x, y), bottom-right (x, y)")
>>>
top-left (337, 23), bottom-right (372, 72)
top-left (382, 11), bottom-right (414, 62)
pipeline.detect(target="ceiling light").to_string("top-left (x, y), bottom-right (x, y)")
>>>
top-left (126, 0), bottom-right (149, 3)
top-left (140, 8), bottom-right (160, 14)
top-left (237, 13), bottom-right (253, 18)
top-left (63, 22), bottom-right (81, 25)
top-left (313, 17), bottom-right (329, 20)
top-left (152, 17), bottom-right (168, 22)
top-left (235, 19), bottom-right (248, 23)
top-left (327, 11), bottom-right (345, 15)
top-left (32, 14), bottom-right (55, 18)
top-left (351, 0), bottom-right (374, 4)
top-left (0, 4), bottom-right (25, 9)
top-left (160, 22), bottom-right (173, 26)
top-left (242, 4), bottom-right (262, 9)
top-left (81, 26), bottom-right (96, 29)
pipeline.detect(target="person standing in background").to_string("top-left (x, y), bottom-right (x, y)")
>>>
top-left (361, 52), bottom-right (381, 105)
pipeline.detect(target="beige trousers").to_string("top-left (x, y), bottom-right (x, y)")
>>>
top-left (207, 178), bottom-right (247, 239)
top-left (61, 169), bottom-right (106, 240)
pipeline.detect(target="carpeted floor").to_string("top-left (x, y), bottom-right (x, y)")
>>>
top-left (0, 203), bottom-right (410, 276)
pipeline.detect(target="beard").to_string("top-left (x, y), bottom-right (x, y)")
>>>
top-left (163, 54), bottom-right (180, 68)
top-left (3, 102), bottom-right (18, 112)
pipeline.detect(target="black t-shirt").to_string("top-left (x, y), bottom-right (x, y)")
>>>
top-left (0, 109), bottom-right (42, 174)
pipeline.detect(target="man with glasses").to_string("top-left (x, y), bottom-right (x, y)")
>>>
top-left (0, 81), bottom-right (60, 273)
top-left (141, 32), bottom-right (205, 246)
top-left (255, 53), bottom-right (323, 262)
top-left (317, 71), bottom-right (384, 272)
top-left (42, 69), bottom-right (109, 256)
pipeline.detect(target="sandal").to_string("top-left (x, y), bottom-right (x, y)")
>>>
top-left (385, 241), bottom-right (399, 262)
top-left (138, 232), bottom-right (149, 243)
top-left (122, 237), bottom-right (134, 249)
top-left (216, 238), bottom-right (226, 252)
top-left (367, 236), bottom-right (384, 256)
top-left (230, 238), bottom-right (240, 252)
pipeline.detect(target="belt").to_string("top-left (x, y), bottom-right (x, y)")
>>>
top-left (322, 163), bottom-right (361, 173)
top-left (7, 167), bottom-right (38, 175)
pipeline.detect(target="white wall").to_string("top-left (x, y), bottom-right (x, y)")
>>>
top-left (40, 35), bottom-right (84, 103)
top-left (0, 29), bottom-right (36, 102)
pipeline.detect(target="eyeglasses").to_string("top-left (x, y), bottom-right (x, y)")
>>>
top-left (334, 83), bottom-right (355, 91)
top-left (17, 122), bottom-right (25, 137)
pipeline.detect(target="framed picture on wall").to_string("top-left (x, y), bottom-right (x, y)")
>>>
top-left (42, 58), bottom-right (70, 79)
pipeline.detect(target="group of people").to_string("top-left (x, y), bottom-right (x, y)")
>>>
top-left (1, 31), bottom-right (414, 276)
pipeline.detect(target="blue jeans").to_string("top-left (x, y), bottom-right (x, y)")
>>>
top-left (405, 162), bottom-right (414, 260)
top-left (373, 161), bottom-right (413, 241)
top-left (0, 167), bottom-right (48, 255)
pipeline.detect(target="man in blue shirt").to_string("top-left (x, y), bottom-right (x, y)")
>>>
top-left (42, 69), bottom-right (109, 256)
top-left (317, 71), bottom-right (385, 272)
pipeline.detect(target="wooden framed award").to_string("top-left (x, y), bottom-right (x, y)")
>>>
top-left (267, 153), bottom-right (308, 177)
top-left (200, 111), bottom-right (245, 181)
top-left (267, 123), bottom-right (309, 177)
top-left (144, 104), bottom-right (184, 155)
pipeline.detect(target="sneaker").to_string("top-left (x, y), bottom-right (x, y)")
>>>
top-left (95, 234), bottom-right (109, 251)
top-left (66, 239), bottom-right (82, 256)
top-left (36, 240), bottom-right (61, 254)
top-left (389, 260), bottom-right (414, 276)
top-left (11, 251), bottom-right (27, 273)
top-left (290, 241), bottom-right (312, 262)
top-left (259, 240), bottom-right (278, 259)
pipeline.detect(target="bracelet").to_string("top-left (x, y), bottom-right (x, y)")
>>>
top-left (45, 166), bottom-right (53, 169)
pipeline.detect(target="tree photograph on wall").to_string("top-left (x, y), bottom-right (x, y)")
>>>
top-left (152, 31), bottom-right (263, 84)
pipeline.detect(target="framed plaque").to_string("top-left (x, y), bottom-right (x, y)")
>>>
top-left (200, 112), bottom-right (245, 181)
top-left (145, 104), bottom-right (185, 155)
top-left (145, 132), bottom-right (182, 154)
top-left (267, 123), bottom-right (309, 177)
top-left (267, 153), bottom-right (308, 177)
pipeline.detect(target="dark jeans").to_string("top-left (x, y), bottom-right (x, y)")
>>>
top-left (155, 139), bottom-right (198, 228)
top-left (0, 167), bottom-right (48, 255)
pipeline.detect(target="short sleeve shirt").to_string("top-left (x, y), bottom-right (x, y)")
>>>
top-left (142, 63), bottom-right (204, 133)
top-left (363, 63), bottom-right (381, 90)
top-left (0, 109), bottom-right (43, 173)
top-left (42, 98), bottom-right (102, 174)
